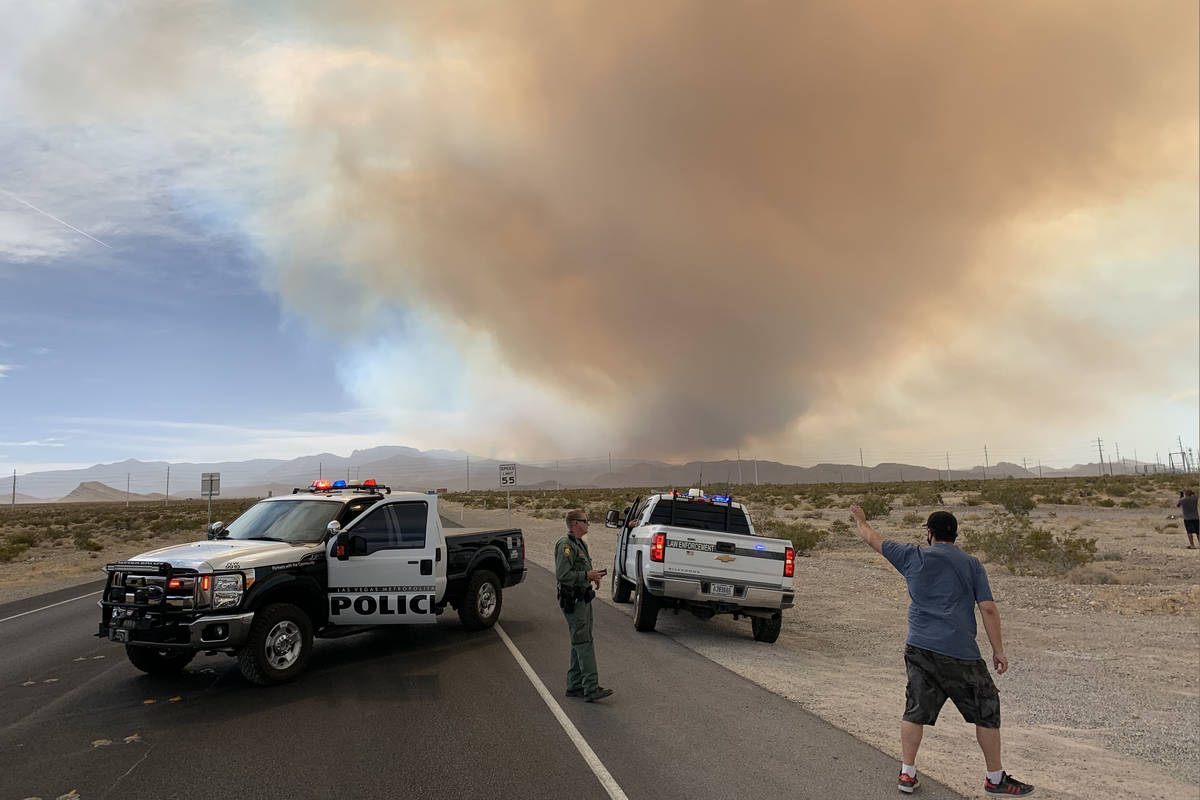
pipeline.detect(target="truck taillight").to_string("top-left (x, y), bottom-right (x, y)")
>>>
top-left (784, 547), bottom-right (795, 578)
top-left (650, 532), bottom-right (666, 562)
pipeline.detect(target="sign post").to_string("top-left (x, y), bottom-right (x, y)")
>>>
top-left (201, 472), bottom-right (221, 530)
top-left (498, 463), bottom-right (517, 522)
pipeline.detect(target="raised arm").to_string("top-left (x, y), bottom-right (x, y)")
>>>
top-left (849, 504), bottom-right (884, 554)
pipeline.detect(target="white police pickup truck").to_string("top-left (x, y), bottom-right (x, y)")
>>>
top-left (97, 480), bottom-right (525, 684)
top-left (606, 491), bottom-right (794, 642)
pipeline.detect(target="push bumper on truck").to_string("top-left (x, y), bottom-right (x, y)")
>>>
top-left (97, 560), bottom-right (251, 651)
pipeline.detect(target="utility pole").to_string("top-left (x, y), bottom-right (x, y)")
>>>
top-left (859, 448), bottom-right (866, 483)
top-left (983, 445), bottom-right (989, 480)
top-left (466, 454), bottom-right (470, 491)
top-left (754, 457), bottom-right (759, 486)
top-left (1115, 443), bottom-right (1122, 474)
top-left (1095, 436), bottom-right (1105, 476)
top-left (319, 461), bottom-right (322, 480)
top-left (10, 469), bottom-right (14, 509)
top-left (556, 459), bottom-right (560, 491)
top-left (945, 452), bottom-right (951, 481)
top-left (126, 473), bottom-right (131, 508)
top-left (609, 452), bottom-right (612, 474)
top-left (1022, 457), bottom-right (1027, 475)
top-left (1038, 459), bottom-right (1043, 479)
top-left (165, 463), bottom-right (170, 506)
top-left (737, 449), bottom-right (743, 484)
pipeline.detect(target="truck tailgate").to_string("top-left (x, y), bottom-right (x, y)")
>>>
top-left (655, 525), bottom-right (789, 589)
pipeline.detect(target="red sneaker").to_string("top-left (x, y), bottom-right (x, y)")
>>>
top-left (898, 772), bottom-right (920, 793)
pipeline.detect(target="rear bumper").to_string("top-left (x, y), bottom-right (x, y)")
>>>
top-left (650, 575), bottom-right (794, 611)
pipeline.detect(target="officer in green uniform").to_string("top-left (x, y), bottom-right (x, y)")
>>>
top-left (555, 509), bottom-right (613, 702)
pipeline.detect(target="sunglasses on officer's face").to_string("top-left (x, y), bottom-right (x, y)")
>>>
top-left (573, 519), bottom-right (589, 525)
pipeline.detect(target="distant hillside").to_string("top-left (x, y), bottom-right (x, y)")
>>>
top-left (59, 482), bottom-right (166, 504)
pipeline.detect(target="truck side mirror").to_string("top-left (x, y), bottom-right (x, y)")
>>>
top-left (325, 520), bottom-right (342, 541)
top-left (605, 509), bottom-right (621, 528)
top-left (334, 531), bottom-right (351, 561)
top-left (207, 522), bottom-right (226, 540)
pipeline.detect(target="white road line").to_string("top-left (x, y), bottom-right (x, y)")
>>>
top-left (494, 623), bottom-right (630, 800)
top-left (0, 591), bottom-right (102, 624)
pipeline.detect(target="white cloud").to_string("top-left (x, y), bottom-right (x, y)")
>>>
top-left (0, 364), bottom-right (12, 378)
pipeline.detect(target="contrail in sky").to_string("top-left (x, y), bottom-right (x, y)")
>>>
top-left (0, 188), bottom-right (111, 248)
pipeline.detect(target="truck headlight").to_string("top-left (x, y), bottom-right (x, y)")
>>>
top-left (213, 573), bottom-right (244, 609)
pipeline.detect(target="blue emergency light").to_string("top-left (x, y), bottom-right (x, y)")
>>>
top-left (333, 480), bottom-right (347, 488)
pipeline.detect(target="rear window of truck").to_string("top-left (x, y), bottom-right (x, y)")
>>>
top-left (647, 501), bottom-right (752, 534)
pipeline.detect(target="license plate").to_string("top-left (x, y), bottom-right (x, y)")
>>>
top-left (109, 628), bottom-right (129, 643)
top-left (709, 583), bottom-right (734, 597)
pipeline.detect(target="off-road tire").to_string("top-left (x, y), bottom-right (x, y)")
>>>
top-left (459, 569), bottom-right (502, 630)
top-left (125, 645), bottom-right (195, 675)
top-left (237, 603), bottom-right (313, 685)
top-left (632, 567), bottom-right (660, 632)
top-left (752, 615), bottom-right (782, 643)
top-left (611, 558), bottom-right (632, 604)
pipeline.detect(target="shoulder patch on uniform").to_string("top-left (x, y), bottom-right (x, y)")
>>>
top-left (562, 545), bottom-right (572, 557)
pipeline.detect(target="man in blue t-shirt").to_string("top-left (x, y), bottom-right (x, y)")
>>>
top-left (850, 505), bottom-right (1034, 797)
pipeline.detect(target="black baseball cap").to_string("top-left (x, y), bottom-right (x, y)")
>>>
top-left (925, 511), bottom-right (958, 539)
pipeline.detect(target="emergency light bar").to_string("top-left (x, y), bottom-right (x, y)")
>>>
top-left (293, 479), bottom-right (391, 495)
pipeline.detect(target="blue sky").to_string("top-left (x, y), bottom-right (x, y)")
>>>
top-left (1, 2), bottom-right (1197, 478)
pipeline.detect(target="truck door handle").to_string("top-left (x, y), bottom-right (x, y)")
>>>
top-left (420, 559), bottom-right (433, 575)
top-left (716, 542), bottom-right (736, 553)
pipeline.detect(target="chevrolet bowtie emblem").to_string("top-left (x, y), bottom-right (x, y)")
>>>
top-left (715, 554), bottom-right (736, 563)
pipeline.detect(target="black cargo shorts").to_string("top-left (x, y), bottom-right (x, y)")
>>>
top-left (903, 644), bottom-right (1000, 728)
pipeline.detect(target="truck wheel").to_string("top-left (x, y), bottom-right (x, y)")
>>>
top-left (611, 558), bottom-right (632, 604)
top-left (751, 615), bottom-right (782, 643)
top-left (125, 645), bottom-right (195, 675)
top-left (632, 571), bottom-right (660, 632)
top-left (459, 569), bottom-right (502, 630)
top-left (237, 603), bottom-right (313, 685)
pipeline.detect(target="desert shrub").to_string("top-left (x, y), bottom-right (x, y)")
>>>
top-left (981, 483), bottom-right (1036, 516)
top-left (964, 494), bottom-right (983, 506)
top-left (759, 519), bottom-right (826, 554)
top-left (781, 503), bottom-right (795, 511)
top-left (8, 529), bottom-right (40, 547)
top-left (902, 512), bottom-right (924, 525)
top-left (1159, 522), bottom-right (1179, 531)
top-left (1039, 494), bottom-right (1066, 505)
top-left (1095, 498), bottom-right (1115, 508)
top-left (829, 519), bottom-right (850, 534)
top-left (963, 513), bottom-right (1096, 574)
top-left (73, 531), bottom-right (103, 551)
top-left (801, 510), bottom-right (824, 519)
top-left (1097, 551), bottom-right (1124, 561)
top-left (1104, 482), bottom-right (1132, 497)
top-left (0, 541), bottom-right (31, 562)
top-left (856, 494), bottom-right (891, 520)
top-left (904, 485), bottom-right (943, 506)
top-left (1120, 500), bottom-right (1139, 509)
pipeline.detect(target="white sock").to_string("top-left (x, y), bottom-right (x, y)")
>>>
top-left (987, 769), bottom-right (1005, 784)
top-left (901, 764), bottom-right (916, 778)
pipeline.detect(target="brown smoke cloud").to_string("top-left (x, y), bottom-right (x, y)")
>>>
top-left (19, 1), bottom-right (1199, 456)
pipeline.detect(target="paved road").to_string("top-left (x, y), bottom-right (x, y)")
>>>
top-left (0, 564), bottom-right (964, 800)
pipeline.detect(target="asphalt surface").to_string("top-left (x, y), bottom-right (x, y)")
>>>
top-left (0, 561), bottom-right (965, 799)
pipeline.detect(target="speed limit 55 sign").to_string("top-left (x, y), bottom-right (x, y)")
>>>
top-left (498, 463), bottom-right (517, 487)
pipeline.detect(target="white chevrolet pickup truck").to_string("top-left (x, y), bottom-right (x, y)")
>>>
top-left (605, 491), bottom-right (794, 642)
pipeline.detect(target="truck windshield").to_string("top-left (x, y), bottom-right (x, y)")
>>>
top-left (648, 500), bottom-right (752, 534)
top-left (224, 500), bottom-right (341, 544)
